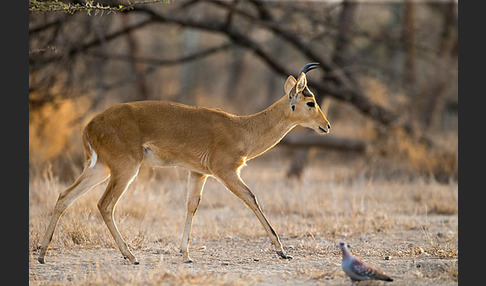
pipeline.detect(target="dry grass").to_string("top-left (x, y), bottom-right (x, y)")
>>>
top-left (29, 149), bottom-right (458, 285)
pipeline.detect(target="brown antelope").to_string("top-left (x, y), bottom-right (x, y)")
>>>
top-left (37, 63), bottom-right (331, 265)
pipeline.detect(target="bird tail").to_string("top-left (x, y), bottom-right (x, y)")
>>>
top-left (376, 273), bottom-right (393, 281)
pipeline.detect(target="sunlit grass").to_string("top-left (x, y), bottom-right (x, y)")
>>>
top-left (29, 149), bottom-right (457, 285)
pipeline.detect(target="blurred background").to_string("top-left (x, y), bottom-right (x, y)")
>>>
top-left (29, 0), bottom-right (458, 183)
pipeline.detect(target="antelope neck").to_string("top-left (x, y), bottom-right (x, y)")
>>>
top-left (241, 95), bottom-right (295, 159)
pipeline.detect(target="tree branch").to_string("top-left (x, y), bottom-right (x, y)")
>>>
top-left (29, 0), bottom-right (168, 14)
top-left (30, 17), bottom-right (155, 70)
top-left (89, 42), bottom-right (233, 66)
top-left (135, 6), bottom-right (405, 130)
top-left (191, 1), bottom-right (405, 131)
top-left (281, 133), bottom-right (368, 153)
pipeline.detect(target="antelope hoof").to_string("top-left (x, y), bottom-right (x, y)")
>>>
top-left (182, 253), bottom-right (194, 263)
top-left (123, 256), bottom-right (139, 265)
top-left (181, 249), bottom-right (193, 263)
top-left (276, 250), bottom-right (293, 259)
top-left (37, 245), bottom-right (46, 264)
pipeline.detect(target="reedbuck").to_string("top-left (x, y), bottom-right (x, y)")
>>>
top-left (37, 63), bottom-right (331, 264)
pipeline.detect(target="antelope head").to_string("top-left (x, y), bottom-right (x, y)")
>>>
top-left (285, 63), bottom-right (331, 134)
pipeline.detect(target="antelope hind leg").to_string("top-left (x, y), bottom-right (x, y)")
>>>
top-left (38, 163), bottom-right (110, 264)
top-left (97, 165), bottom-right (140, 264)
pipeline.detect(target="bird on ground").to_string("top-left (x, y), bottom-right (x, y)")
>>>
top-left (338, 241), bottom-right (393, 285)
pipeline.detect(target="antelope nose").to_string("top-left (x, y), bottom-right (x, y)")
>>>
top-left (327, 123), bottom-right (331, 130)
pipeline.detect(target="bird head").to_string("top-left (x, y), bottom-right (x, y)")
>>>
top-left (338, 241), bottom-right (349, 251)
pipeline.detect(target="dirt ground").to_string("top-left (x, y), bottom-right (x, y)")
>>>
top-left (29, 219), bottom-right (458, 285)
top-left (29, 152), bottom-right (458, 285)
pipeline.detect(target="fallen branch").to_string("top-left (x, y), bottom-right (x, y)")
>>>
top-left (281, 133), bottom-right (368, 153)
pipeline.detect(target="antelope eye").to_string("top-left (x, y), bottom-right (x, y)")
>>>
top-left (306, 102), bottom-right (315, 108)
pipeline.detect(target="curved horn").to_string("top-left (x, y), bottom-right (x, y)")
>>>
top-left (298, 62), bottom-right (320, 76)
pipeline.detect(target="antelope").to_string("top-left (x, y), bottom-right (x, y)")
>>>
top-left (37, 63), bottom-right (331, 265)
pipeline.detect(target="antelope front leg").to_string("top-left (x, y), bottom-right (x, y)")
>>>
top-left (217, 171), bottom-right (292, 260)
top-left (180, 172), bottom-right (208, 263)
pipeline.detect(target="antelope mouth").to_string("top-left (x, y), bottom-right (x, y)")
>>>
top-left (318, 126), bottom-right (329, 134)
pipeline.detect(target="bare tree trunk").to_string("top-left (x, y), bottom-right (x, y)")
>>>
top-left (122, 14), bottom-right (149, 101)
top-left (225, 47), bottom-right (248, 108)
top-left (179, 30), bottom-right (200, 105)
top-left (402, 0), bottom-right (427, 130)
top-left (403, 0), bottom-right (416, 89)
top-left (91, 18), bottom-right (110, 110)
top-left (424, 0), bottom-right (457, 132)
top-left (332, 0), bottom-right (358, 85)
top-left (223, 2), bottom-right (254, 113)
top-left (281, 133), bottom-right (367, 152)
top-left (287, 1), bottom-right (356, 179)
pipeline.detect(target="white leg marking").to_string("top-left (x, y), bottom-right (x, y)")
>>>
top-left (88, 141), bottom-right (98, 169)
top-left (127, 165), bottom-right (140, 186)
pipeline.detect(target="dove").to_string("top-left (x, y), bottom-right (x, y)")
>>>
top-left (338, 241), bottom-right (393, 285)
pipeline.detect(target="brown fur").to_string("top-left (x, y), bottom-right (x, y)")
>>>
top-left (37, 73), bottom-right (330, 264)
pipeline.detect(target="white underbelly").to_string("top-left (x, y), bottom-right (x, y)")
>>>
top-left (142, 145), bottom-right (208, 174)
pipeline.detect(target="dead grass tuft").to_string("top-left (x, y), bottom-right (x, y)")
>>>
top-left (373, 127), bottom-right (458, 182)
top-left (29, 150), bottom-right (457, 285)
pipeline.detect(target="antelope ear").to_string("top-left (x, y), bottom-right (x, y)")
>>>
top-left (295, 73), bottom-right (307, 93)
top-left (284, 75), bottom-right (297, 96)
